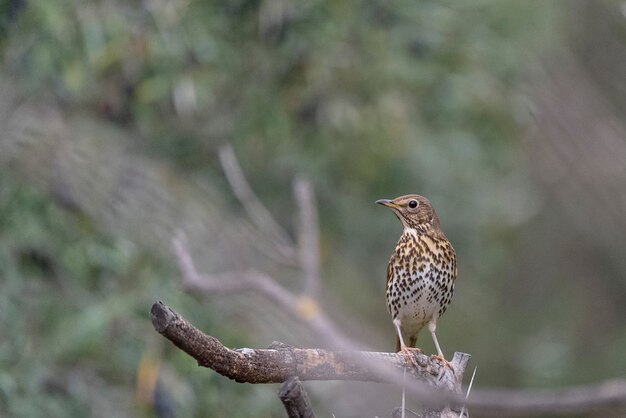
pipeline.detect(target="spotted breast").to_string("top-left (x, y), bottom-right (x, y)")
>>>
top-left (377, 194), bottom-right (457, 358)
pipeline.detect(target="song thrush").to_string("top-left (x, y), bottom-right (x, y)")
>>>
top-left (376, 194), bottom-right (457, 360)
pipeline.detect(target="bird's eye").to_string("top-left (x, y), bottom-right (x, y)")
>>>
top-left (408, 200), bottom-right (418, 209)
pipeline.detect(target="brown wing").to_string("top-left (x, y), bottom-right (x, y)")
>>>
top-left (386, 259), bottom-right (393, 284)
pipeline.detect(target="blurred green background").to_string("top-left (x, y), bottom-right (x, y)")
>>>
top-left (1, 0), bottom-right (626, 417)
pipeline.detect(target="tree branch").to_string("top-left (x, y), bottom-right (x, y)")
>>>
top-left (294, 176), bottom-right (321, 299)
top-left (218, 145), bottom-right (296, 263)
top-left (151, 301), bottom-right (626, 416)
top-left (172, 232), bottom-right (357, 350)
top-left (150, 301), bottom-right (464, 387)
top-left (469, 381), bottom-right (626, 417)
top-left (279, 376), bottom-right (315, 418)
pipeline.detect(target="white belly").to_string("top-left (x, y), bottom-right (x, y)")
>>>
top-left (394, 290), bottom-right (440, 334)
top-left (386, 263), bottom-right (448, 337)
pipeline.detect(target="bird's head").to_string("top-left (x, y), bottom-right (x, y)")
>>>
top-left (376, 194), bottom-right (440, 232)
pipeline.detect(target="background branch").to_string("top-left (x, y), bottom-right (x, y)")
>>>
top-left (468, 380), bottom-right (626, 417)
top-left (279, 376), bottom-right (316, 418)
top-left (294, 176), bottom-right (321, 299)
top-left (218, 145), bottom-right (296, 264)
top-left (172, 232), bottom-right (356, 350)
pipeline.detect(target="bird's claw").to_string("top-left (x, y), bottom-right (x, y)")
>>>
top-left (399, 347), bottom-right (422, 369)
top-left (431, 354), bottom-right (456, 377)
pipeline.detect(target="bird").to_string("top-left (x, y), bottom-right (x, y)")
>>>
top-left (376, 194), bottom-right (457, 361)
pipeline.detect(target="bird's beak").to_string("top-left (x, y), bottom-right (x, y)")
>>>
top-left (376, 199), bottom-right (400, 209)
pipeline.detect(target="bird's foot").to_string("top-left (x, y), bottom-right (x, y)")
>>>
top-left (399, 347), bottom-right (423, 368)
top-left (432, 353), bottom-right (446, 363)
top-left (431, 354), bottom-right (456, 377)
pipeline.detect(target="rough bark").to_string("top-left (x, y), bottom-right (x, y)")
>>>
top-left (279, 376), bottom-right (315, 418)
top-left (150, 301), bottom-right (468, 390)
top-left (150, 300), bottom-right (626, 416)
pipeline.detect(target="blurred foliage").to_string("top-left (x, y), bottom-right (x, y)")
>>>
top-left (0, 171), bottom-right (278, 417)
top-left (1, 0), bottom-right (626, 417)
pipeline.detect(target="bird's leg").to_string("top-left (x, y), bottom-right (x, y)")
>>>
top-left (393, 319), bottom-right (421, 369)
top-left (427, 319), bottom-right (454, 376)
top-left (394, 318), bottom-right (407, 349)
top-left (394, 319), bottom-right (408, 418)
top-left (427, 319), bottom-right (445, 360)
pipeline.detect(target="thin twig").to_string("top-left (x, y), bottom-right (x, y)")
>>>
top-left (294, 176), bottom-right (321, 299)
top-left (468, 381), bottom-right (626, 417)
top-left (218, 145), bottom-right (296, 263)
top-left (172, 232), bottom-right (354, 349)
top-left (459, 366), bottom-right (477, 418)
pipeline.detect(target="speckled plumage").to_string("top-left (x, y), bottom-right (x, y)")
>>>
top-left (377, 194), bottom-right (457, 357)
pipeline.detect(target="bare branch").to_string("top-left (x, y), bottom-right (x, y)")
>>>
top-left (173, 231), bottom-right (294, 301)
top-left (468, 381), bottom-right (626, 417)
top-left (151, 301), bottom-right (626, 416)
top-left (279, 376), bottom-right (315, 418)
top-left (294, 176), bottom-right (321, 298)
top-left (150, 301), bottom-right (464, 389)
top-left (172, 232), bottom-right (355, 349)
top-left (218, 145), bottom-right (296, 263)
